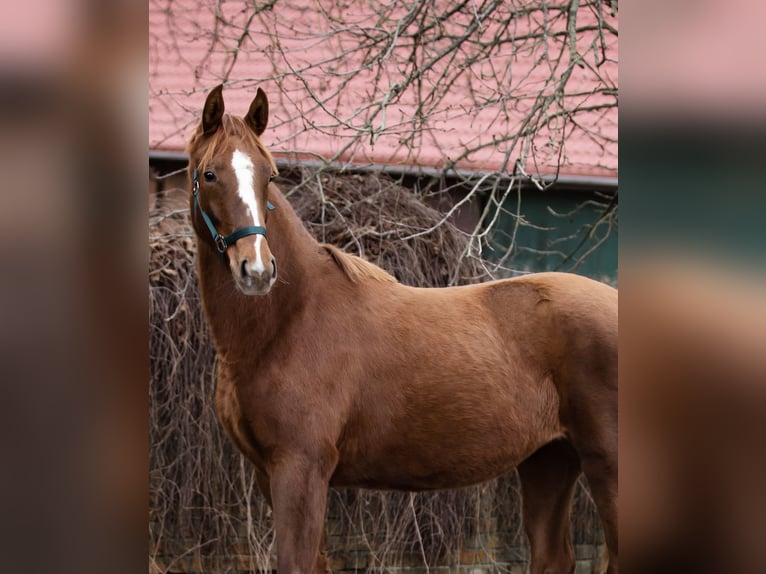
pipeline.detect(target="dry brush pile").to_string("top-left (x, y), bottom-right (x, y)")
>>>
top-left (149, 170), bottom-right (603, 573)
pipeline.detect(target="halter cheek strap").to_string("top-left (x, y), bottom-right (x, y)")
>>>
top-left (193, 169), bottom-right (276, 258)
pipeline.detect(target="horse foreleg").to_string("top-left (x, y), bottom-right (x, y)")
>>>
top-left (269, 452), bottom-right (336, 574)
top-left (254, 464), bottom-right (331, 574)
top-left (254, 467), bottom-right (330, 574)
top-left (517, 439), bottom-right (582, 574)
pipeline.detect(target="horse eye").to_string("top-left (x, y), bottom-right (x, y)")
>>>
top-left (203, 170), bottom-right (216, 182)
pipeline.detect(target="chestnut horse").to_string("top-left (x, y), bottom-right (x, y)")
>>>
top-left (187, 85), bottom-right (618, 574)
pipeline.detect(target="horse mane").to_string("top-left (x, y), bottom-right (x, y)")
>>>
top-left (322, 244), bottom-right (397, 285)
top-left (186, 114), bottom-right (279, 176)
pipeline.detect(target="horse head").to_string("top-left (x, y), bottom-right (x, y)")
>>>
top-left (187, 85), bottom-right (279, 296)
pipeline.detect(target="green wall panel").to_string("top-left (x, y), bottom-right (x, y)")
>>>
top-left (485, 189), bottom-right (618, 283)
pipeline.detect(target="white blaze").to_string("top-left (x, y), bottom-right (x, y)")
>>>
top-left (231, 149), bottom-right (266, 272)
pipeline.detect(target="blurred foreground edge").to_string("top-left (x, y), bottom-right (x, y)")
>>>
top-left (620, 256), bottom-right (766, 574)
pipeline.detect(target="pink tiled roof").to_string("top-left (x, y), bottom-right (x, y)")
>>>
top-left (150, 1), bottom-right (617, 178)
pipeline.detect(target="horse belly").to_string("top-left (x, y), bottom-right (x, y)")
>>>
top-left (332, 445), bottom-right (533, 491)
top-left (331, 373), bottom-right (563, 491)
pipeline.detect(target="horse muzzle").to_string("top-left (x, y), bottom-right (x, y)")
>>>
top-left (232, 254), bottom-right (277, 296)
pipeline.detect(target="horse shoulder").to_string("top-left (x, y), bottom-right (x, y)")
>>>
top-left (321, 243), bottom-right (397, 285)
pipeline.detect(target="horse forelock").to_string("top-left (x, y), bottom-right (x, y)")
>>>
top-left (187, 114), bottom-right (279, 176)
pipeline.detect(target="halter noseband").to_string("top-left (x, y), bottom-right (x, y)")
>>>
top-left (193, 169), bottom-right (276, 258)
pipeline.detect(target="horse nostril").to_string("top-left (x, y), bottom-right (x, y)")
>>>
top-left (271, 259), bottom-right (277, 279)
top-left (240, 259), bottom-right (249, 279)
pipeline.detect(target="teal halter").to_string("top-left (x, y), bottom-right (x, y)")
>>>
top-left (192, 169), bottom-right (275, 258)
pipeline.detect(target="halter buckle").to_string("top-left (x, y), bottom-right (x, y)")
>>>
top-left (214, 235), bottom-right (227, 253)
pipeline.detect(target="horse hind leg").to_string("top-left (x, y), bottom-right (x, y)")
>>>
top-left (561, 367), bottom-right (618, 573)
top-left (517, 439), bottom-right (581, 574)
top-left (572, 441), bottom-right (618, 574)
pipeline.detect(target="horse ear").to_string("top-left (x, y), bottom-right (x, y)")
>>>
top-left (202, 85), bottom-right (225, 135)
top-left (245, 87), bottom-right (269, 136)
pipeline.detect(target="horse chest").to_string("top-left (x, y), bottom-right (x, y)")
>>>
top-left (214, 362), bottom-right (272, 471)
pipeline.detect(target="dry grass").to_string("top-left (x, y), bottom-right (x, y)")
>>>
top-left (149, 171), bottom-right (603, 573)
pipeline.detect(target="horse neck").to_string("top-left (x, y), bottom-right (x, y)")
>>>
top-left (195, 185), bottom-right (319, 362)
